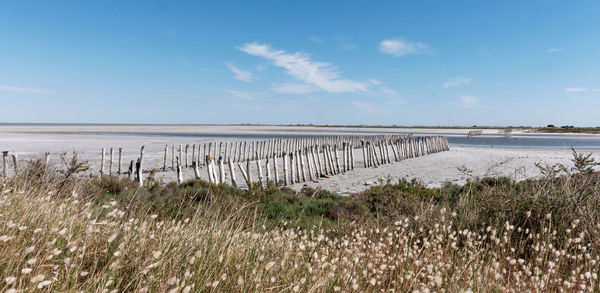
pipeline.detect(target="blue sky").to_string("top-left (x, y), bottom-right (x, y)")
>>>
top-left (1, 1), bottom-right (600, 126)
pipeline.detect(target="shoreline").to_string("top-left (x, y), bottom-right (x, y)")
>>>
top-left (1, 126), bottom-right (599, 194)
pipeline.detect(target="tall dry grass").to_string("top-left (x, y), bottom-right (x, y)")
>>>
top-left (1, 153), bottom-right (600, 292)
top-left (1, 185), bottom-right (599, 291)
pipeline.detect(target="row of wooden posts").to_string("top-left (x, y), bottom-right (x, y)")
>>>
top-left (97, 135), bottom-right (449, 189)
top-left (2, 151), bottom-right (50, 179)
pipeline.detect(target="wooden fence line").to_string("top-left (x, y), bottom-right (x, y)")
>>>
top-left (1, 134), bottom-right (450, 190)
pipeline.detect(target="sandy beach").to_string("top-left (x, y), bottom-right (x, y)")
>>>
top-left (2, 124), bottom-right (599, 194)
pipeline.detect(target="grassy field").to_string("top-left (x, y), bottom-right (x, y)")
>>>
top-left (1, 152), bottom-right (600, 292)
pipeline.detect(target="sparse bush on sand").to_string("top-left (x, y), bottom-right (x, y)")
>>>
top-left (1, 152), bottom-right (600, 292)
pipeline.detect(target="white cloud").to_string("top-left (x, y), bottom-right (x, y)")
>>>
top-left (547, 48), bottom-right (564, 53)
top-left (352, 101), bottom-right (379, 113)
top-left (226, 63), bottom-right (254, 82)
top-left (0, 85), bottom-right (51, 94)
top-left (565, 88), bottom-right (587, 92)
top-left (592, 89), bottom-right (600, 92)
top-left (271, 83), bottom-right (317, 94)
top-left (381, 87), bottom-right (398, 95)
top-left (379, 39), bottom-right (428, 57)
top-left (225, 89), bottom-right (256, 100)
top-left (443, 77), bottom-right (472, 88)
top-left (368, 79), bottom-right (382, 85)
top-left (458, 95), bottom-right (479, 108)
top-left (238, 42), bottom-right (368, 93)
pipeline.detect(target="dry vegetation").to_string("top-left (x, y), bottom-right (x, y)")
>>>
top-left (1, 151), bottom-right (600, 292)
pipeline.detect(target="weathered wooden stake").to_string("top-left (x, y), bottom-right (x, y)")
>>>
top-left (109, 148), bottom-right (114, 175)
top-left (44, 152), bottom-right (50, 170)
top-left (100, 148), bottom-right (105, 176)
top-left (176, 156), bottom-right (183, 185)
top-left (283, 153), bottom-right (289, 185)
top-left (228, 158), bottom-right (237, 188)
top-left (118, 148), bottom-right (123, 174)
top-left (192, 161), bottom-right (200, 179)
top-left (237, 163), bottom-right (250, 188)
top-left (256, 160), bottom-right (264, 190)
top-left (219, 157), bottom-right (225, 184)
top-left (137, 146), bottom-right (145, 187)
top-left (2, 151), bottom-right (8, 178)
top-left (12, 154), bottom-right (18, 174)
top-left (273, 155), bottom-right (279, 186)
top-left (206, 156), bottom-right (214, 183)
top-left (163, 145), bottom-right (168, 171)
top-left (185, 144), bottom-right (189, 168)
top-left (128, 160), bottom-right (134, 180)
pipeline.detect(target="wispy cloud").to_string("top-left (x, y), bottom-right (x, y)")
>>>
top-left (226, 63), bottom-right (254, 82)
top-left (458, 94), bottom-right (479, 108)
top-left (271, 83), bottom-right (317, 94)
top-left (225, 89), bottom-right (256, 100)
top-left (238, 42), bottom-right (368, 93)
top-left (443, 77), bottom-right (472, 88)
top-left (352, 101), bottom-right (380, 113)
top-left (565, 88), bottom-right (587, 92)
top-left (368, 79), bottom-right (382, 85)
top-left (547, 48), bottom-right (564, 53)
top-left (0, 85), bottom-right (51, 94)
top-left (381, 87), bottom-right (398, 95)
top-left (379, 39), bottom-right (428, 57)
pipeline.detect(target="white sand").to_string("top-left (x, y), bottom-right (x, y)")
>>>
top-left (1, 125), bottom-right (599, 194)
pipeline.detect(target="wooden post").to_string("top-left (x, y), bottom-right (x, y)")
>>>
top-left (192, 144), bottom-right (196, 167)
top-left (109, 148), bottom-right (114, 176)
top-left (171, 145), bottom-right (175, 170)
top-left (361, 141), bottom-right (367, 168)
top-left (118, 148), bottom-right (123, 174)
top-left (306, 149), bottom-right (315, 182)
top-left (315, 146), bottom-right (323, 177)
top-left (100, 148), bottom-right (105, 176)
top-left (299, 149), bottom-right (306, 182)
top-left (246, 159), bottom-right (252, 187)
top-left (333, 145), bottom-right (341, 174)
top-left (11, 154), bottom-right (18, 174)
top-left (350, 142), bottom-right (355, 170)
top-left (206, 155), bottom-right (214, 183)
top-left (176, 156), bottom-right (183, 185)
top-left (290, 152), bottom-right (296, 183)
top-left (228, 158), bottom-right (237, 188)
top-left (342, 143), bottom-right (347, 172)
top-left (44, 152), bottom-right (50, 170)
top-left (211, 160), bottom-right (218, 184)
top-left (265, 158), bottom-right (272, 186)
top-left (163, 145), bottom-right (168, 171)
top-left (283, 152), bottom-right (289, 185)
top-left (185, 144), bottom-right (189, 168)
top-left (192, 161), bottom-right (200, 179)
top-left (128, 160), bottom-right (134, 180)
top-left (179, 145), bottom-right (183, 167)
top-left (219, 157), bottom-right (225, 184)
top-left (256, 160), bottom-right (264, 190)
top-left (2, 151), bottom-right (8, 178)
top-left (137, 146), bottom-right (145, 187)
top-left (237, 163), bottom-right (250, 188)
top-left (273, 155), bottom-right (279, 187)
